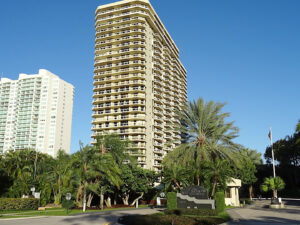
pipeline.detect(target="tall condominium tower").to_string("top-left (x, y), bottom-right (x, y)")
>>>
top-left (0, 69), bottom-right (74, 157)
top-left (92, 0), bottom-right (187, 171)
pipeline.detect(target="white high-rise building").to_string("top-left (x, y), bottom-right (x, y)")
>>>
top-left (0, 69), bottom-right (74, 157)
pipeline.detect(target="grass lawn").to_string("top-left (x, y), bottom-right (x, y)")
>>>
top-left (0, 205), bottom-right (149, 219)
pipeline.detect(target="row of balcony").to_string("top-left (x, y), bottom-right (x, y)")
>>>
top-left (94, 80), bottom-right (144, 89)
top-left (94, 53), bottom-right (145, 62)
top-left (93, 128), bottom-right (146, 136)
top-left (92, 101), bottom-right (144, 110)
top-left (92, 107), bottom-right (145, 117)
top-left (94, 85), bottom-right (144, 95)
top-left (96, 29), bottom-right (145, 40)
top-left (94, 120), bottom-right (145, 128)
top-left (96, 10), bottom-right (149, 22)
top-left (97, 19), bottom-right (144, 29)
top-left (92, 114), bottom-right (145, 123)
top-left (95, 34), bottom-right (145, 47)
top-left (93, 93), bottom-right (145, 103)
top-left (94, 60), bottom-right (145, 69)
top-left (96, 4), bottom-right (149, 17)
top-left (94, 73), bottom-right (144, 81)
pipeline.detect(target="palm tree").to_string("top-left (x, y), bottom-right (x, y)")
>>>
top-left (163, 164), bottom-right (191, 191)
top-left (164, 98), bottom-right (239, 186)
top-left (71, 144), bottom-right (94, 210)
top-left (94, 134), bottom-right (131, 164)
top-left (179, 98), bottom-right (239, 161)
top-left (47, 150), bottom-right (72, 205)
top-left (239, 147), bottom-right (263, 165)
top-left (205, 159), bottom-right (233, 197)
top-left (296, 120), bottom-right (300, 133)
top-left (88, 150), bottom-right (121, 209)
top-left (261, 176), bottom-right (285, 198)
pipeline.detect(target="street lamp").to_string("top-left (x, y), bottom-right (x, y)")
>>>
top-left (30, 187), bottom-right (35, 197)
top-left (65, 193), bottom-right (72, 214)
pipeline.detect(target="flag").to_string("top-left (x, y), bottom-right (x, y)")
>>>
top-left (268, 128), bottom-right (272, 141)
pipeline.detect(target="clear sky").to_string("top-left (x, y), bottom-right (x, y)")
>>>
top-left (1, 0), bottom-right (299, 156)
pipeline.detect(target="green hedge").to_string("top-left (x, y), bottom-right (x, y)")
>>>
top-left (119, 214), bottom-right (226, 225)
top-left (215, 192), bottom-right (225, 213)
top-left (167, 192), bottom-right (177, 210)
top-left (164, 208), bottom-right (217, 216)
top-left (0, 198), bottom-right (38, 210)
top-left (240, 198), bottom-right (253, 205)
top-left (62, 199), bottom-right (76, 209)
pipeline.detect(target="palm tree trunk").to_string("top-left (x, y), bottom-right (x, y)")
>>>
top-left (83, 190), bottom-right (87, 212)
top-left (87, 193), bottom-right (94, 207)
top-left (174, 179), bottom-right (181, 190)
top-left (114, 193), bottom-right (117, 205)
top-left (100, 188), bottom-right (104, 210)
top-left (273, 189), bottom-right (278, 198)
top-left (104, 196), bottom-right (112, 208)
top-left (211, 177), bottom-right (217, 197)
top-left (196, 175), bottom-right (200, 186)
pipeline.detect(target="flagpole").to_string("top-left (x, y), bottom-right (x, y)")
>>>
top-left (270, 127), bottom-right (276, 178)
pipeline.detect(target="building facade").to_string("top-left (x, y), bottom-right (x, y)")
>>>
top-left (92, 0), bottom-right (187, 171)
top-left (0, 69), bottom-right (74, 157)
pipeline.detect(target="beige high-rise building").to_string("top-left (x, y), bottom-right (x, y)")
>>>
top-left (92, 0), bottom-right (187, 171)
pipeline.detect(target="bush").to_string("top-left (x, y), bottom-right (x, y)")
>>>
top-left (215, 192), bottom-right (225, 213)
top-left (167, 192), bottom-right (177, 210)
top-left (240, 198), bottom-right (253, 205)
top-left (62, 199), bottom-right (75, 209)
top-left (164, 208), bottom-right (217, 216)
top-left (0, 198), bottom-right (38, 210)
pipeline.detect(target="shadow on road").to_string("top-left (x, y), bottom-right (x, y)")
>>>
top-left (233, 216), bottom-right (300, 225)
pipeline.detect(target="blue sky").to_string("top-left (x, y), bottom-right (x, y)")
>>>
top-left (1, 0), bottom-right (299, 156)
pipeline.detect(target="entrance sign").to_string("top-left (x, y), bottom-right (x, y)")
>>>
top-left (177, 186), bottom-right (215, 209)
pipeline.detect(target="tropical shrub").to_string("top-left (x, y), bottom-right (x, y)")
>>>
top-left (167, 192), bottom-right (177, 209)
top-left (62, 199), bottom-right (76, 209)
top-left (215, 192), bottom-right (225, 213)
top-left (0, 198), bottom-right (38, 210)
top-left (239, 198), bottom-right (253, 205)
top-left (260, 176), bottom-right (285, 198)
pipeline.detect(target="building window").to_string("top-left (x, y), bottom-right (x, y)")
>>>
top-left (225, 188), bottom-right (231, 198)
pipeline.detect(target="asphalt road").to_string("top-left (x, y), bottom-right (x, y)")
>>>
top-left (226, 200), bottom-right (300, 225)
top-left (2, 200), bottom-right (300, 225)
top-left (0, 208), bottom-right (162, 225)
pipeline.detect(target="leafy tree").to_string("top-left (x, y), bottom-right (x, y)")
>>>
top-left (119, 164), bottom-right (156, 205)
top-left (238, 158), bottom-right (257, 199)
top-left (261, 176), bottom-right (285, 198)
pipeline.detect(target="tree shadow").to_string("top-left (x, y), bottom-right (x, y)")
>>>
top-left (61, 208), bottom-right (163, 225)
top-left (234, 216), bottom-right (300, 225)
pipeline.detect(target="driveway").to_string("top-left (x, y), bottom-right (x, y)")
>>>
top-left (226, 200), bottom-right (300, 225)
top-left (0, 208), bottom-right (163, 225)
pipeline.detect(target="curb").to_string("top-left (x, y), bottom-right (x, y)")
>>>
top-left (0, 216), bottom-right (49, 221)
